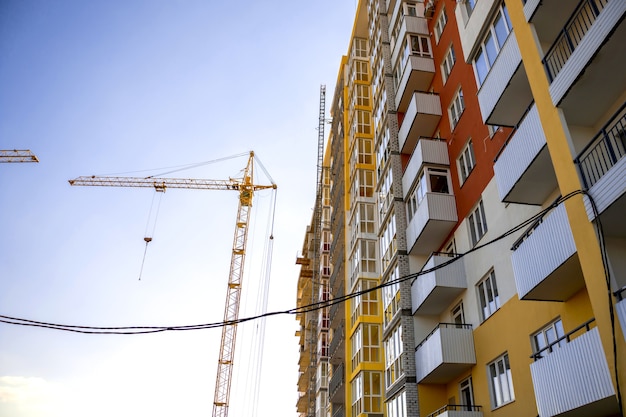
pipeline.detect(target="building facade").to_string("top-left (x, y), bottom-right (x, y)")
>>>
top-left (297, 0), bottom-right (626, 416)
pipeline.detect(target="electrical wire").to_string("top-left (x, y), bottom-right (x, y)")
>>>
top-left (0, 189), bottom-right (589, 334)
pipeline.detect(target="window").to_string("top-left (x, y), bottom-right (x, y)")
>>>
top-left (465, 0), bottom-right (477, 17)
top-left (444, 239), bottom-right (456, 255)
top-left (380, 214), bottom-right (396, 271)
top-left (384, 325), bottom-right (404, 387)
top-left (488, 353), bottom-right (515, 408)
top-left (532, 319), bottom-right (565, 357)
top-left (458, 139), bottom-right (476, 183)
top-left (459, 377), bottom-right (476, 410)
top-left (449, 88), bottom-right (465, 129)
top-left (351, 323), bottom-right (381, 369)
top-left (468, 199), bottom-right (487, 246)
top-left (387, 390), bottom-right (407, 417)
top-left (410, 35), bottom-right (431, 57)
top-left (383, 266), bottom-right (400, 326)
top-left (405, 2), bottom-right (417, 17)
top-left (351, 279), bottom-right (379, 326)
top-left (357, 137), bottom-right (374, 164)
top-left (352, 371), bottom-right (383, 415)
top-left (434, 6), bottom-right (447, 43)
top-left (472, 4), bottom-right (513, 85)
top-left (452, 302), bottom-right (465, 326)
top-left (441, 44), bottom-right (456, 84)
top-left (406, 167), bottom-right (452, 221)
top-left (477, 270), bottom-right (499, 321)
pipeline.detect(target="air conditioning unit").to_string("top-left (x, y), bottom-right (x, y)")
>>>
top-left (424, 0), bottom-right (435, 18)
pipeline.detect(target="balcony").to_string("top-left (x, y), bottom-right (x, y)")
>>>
top-left (398, 93), bottom-right (442, 154)
top-left (402, 137), bottom-right (449, 176)
top-left (493, 104), bottom-right (557, 205)
top-left (332, 404), bottom-right (345, 417)
top-left (329, 323), bottom-right (345, 365)
top-left (296, 392), bottom-right (309, 413)
top-left (405, 193), bottom-right (457, 256)
top-left (576, 102), bottom-right (626, 237)
top-left (330, 293), bottom-right (345, 328)
top-left (616, 288), bottom-right (626, 342)
top-left (512, 203), bottom-right (585, 301)
top-left (530, 319), bottom-right (620, 417)
top-left (391, 14), bottom-right (429, 65)
top-left (414, 323), bottom-right (476, 384)
top-left (411, 253), bottom-right (466, 315)
top-left (477, 31), bottom-right (533, 126)
top-left (395, 58), bottom-right (436, 114)
top-left (329, 363), bottom-right (345, 403)
top-left (426, 405), bottom-right (483, 417)
top-left (546, 0), bottom-right (626, 126)
top-left (297, 371), bottom-right (308, 392)
top-left (524, 0), bottom-right (582, 43)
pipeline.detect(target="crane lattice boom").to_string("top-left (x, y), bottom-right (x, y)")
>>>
top-left (0, 150), bottom-right (39, 163)
top-left (68, 176), bottom-right (274, 192)
top-left (69, 151), bottom-right (275, 417)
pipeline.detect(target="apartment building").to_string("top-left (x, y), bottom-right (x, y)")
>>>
top-left (297, 0), bottom-right (626, 416)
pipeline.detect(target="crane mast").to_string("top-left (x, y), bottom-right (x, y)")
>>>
top-left (307, 84), bottom-right (326, 417)
top-left (69, 151), bottom-right (276, 417)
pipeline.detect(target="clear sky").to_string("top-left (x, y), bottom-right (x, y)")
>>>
top-left (0, 1), bottom-right (356, 416)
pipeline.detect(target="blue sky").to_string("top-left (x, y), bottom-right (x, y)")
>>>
top-left (0, 1), bottom-right (355, 416)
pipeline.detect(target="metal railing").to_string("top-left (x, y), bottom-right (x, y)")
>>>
top-left (329, 363), bottom-right (345, 399)
top-left (328, 324), bottom-right (344, 358)
top-left (543, 0), bottom-right (608, 82)
top-left (331, 404), bottom-right (345, 417)
top-left (575, 101), bottom-right (626, 189)
top-left (415, 322), bottom-right (473, 351)
top-left (531, 317), bottom-right (596, 361)
top-left (426, 404), bottom-right (483, 417)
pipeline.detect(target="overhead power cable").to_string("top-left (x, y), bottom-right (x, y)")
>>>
top-left (0, 189), bottom-right (611, 336)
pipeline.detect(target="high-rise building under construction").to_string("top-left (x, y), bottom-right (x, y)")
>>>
top-left (296, 0), bottom-right (626, 416)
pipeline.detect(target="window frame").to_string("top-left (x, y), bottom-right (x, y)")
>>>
top-left (434, 5), bottom-right (448, 44)
top-left (477, 269), bottom-right (500, 322)
top-left (532, 318), bottom-right (565, 357)
top-left (406, 167), bottom-right (452, 222)
top-left (468, 199), bottom-right (487, 247)
top-left (441, 43), bottom-right (456, 84)
top-left (459, 376), bottom-right (476, 410)
top-left (472, 3), bottom-right (513, 86)
top-left (458, 139), bottom-right (476, 184)
top-left (449, 87), bottom-right (465, 130)
top-left (487, 353), bottom-right (515, 408)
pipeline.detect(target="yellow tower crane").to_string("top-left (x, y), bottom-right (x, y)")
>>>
top-left (68, 151), bottom-right (276, 417)
top-left (0, 150), bottom-right (39, 163)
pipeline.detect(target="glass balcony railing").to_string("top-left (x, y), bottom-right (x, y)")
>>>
top-left (543, 0), bottom-right (608, 82)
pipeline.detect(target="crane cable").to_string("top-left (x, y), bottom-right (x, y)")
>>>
top-left (139, 190), bottom-right (165, 280)
top-left (236, 188), bottom-right (277, 416)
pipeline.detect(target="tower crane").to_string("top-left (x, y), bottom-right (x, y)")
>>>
top-left (68, 151), bottom-right (276, 417)
top-left (0, 150), bottom-right (39, 163)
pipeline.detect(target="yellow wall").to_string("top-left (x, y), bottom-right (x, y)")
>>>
top-left (417, 291), bottom-right (594, 416)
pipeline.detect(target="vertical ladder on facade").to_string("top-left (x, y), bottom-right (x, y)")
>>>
top-left (308, 84), bottom-right (326, 417)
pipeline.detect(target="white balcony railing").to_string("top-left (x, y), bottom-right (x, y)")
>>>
top-left (411, 253), bottom-right (466, 315)
top-left (494, 103), bottom-right (555, 205)
top-left (511, 203), bottom-right (584, 301)
top-left (415, 323), bottom-right (475, 384)
top-left (530, 319), bottom-right (618, 417)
